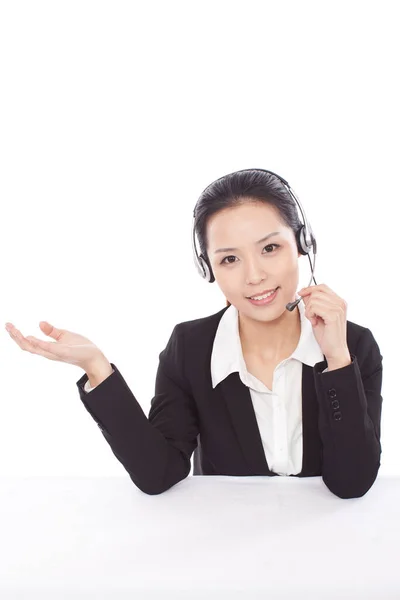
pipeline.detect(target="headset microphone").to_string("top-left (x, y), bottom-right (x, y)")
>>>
top-left (285, 240), bottom-right (317, 311)
top-left (192, 168), bottom-right (318, 312)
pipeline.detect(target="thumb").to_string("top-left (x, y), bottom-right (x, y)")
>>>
top-left (39, 321), bottom-right (64, 340)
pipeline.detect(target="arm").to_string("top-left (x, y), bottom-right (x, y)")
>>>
top-left (76, 324), bottom-right (199, 495)
top-left (313, 327), bottom-right (383, 499)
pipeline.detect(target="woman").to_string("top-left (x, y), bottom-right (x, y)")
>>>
top-left (5, 169), bottom-right (383, 499)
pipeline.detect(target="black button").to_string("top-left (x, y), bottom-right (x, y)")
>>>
top-left (328, 388), bottom-right (337, 398)
top-left (331, 400), bottom-right (340, 409)
top-left (333, 411), bottom-right (342, 421)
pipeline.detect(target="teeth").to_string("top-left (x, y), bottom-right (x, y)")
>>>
top-left (250, 289), bottom-right (276, 300)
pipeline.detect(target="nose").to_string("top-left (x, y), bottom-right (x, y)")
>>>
top-left (245, 261), bottom-right (268, 286)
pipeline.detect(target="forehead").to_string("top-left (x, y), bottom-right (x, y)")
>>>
top-left (207, 203), bottom-right (286, 244)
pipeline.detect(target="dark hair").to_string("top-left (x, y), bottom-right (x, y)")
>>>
top-left (193, 169), bottom-right (303, 307)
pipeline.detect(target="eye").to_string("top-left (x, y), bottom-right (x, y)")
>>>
top-left (220, 243), bottom-right (281, 265)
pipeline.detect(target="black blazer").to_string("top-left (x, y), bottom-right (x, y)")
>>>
top-left (76, 304), bottom-right (383, 499)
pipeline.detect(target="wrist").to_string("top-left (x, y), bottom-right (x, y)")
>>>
top-left (326, 350), bottom-right (352, 371)
top-left (85, 353), bottom-right (113, 387)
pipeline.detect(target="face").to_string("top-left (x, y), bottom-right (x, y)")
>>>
top-left (206, 201), bottom-right (302, 321)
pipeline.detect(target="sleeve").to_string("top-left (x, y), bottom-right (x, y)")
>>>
top-left (84, 369), bottom-right (115, 393)
top-left (75, 324), bottom-right (199, 495)
top-left (313, 327), bottom-right (383, 499)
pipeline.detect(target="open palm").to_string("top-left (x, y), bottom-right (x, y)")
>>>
top-left (5, 320), bottom-right (102, 369)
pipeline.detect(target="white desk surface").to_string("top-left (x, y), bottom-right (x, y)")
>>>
top-left (0, 474), bottom-right (399, 599)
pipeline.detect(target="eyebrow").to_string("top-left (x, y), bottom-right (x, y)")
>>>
top-left (213, 231), bottom-right (282, 254)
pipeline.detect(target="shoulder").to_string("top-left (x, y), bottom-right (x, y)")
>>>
top-left (173, 305), bottom-right (229, 335)
top-left (159, 305), bottom-right (229, 363)
top-left (346, 319), bottom-right (383, 365)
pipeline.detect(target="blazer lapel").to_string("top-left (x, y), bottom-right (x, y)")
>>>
top-left (298, 363), bottom-right (323, 476)
top-left (219, 363), bottom-right (324, 477)
top-left (219, 372), bottom-right (272, 475)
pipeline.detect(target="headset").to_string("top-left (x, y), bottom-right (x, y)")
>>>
top-left (191, 168), bottom-right (318, 312)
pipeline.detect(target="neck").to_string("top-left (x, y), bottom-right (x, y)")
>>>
top-left (238, 304), bottom-right (301, 361)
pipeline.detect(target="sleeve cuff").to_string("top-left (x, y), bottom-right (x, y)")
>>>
top-left (81, 368), bottom-right (115, 393)
top-left (315, 354), bottom-right (355, 374)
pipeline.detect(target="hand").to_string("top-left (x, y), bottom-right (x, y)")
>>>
top-left (5, 320), bottom-right (105, 372)
top-left (298, 283), bottom-right (350, 363)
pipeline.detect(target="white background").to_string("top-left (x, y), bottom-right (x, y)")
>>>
top-left (1, 0), bottom-right (397, 476)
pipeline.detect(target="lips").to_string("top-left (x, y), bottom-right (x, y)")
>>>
top-left (246, 287), bottom-right (278, 299)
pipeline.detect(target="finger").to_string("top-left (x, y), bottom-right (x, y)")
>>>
top-left (39, 321), bottom-right (64, 341)
top-left (25, 335), bottom-right (69, 359)
top-left (301, 289), bottom-right (335, 307)
top-left (25, 339), bottom-right (62, 361)
top-left (300, 283), bottom-right (332, 294)
top-left (8, 328), bottom-right (41, 351)
top-left (301, 286), bottom-right (341, 306)
top-left (306, 298), bottom-right (343, 322)
top-left (8, 329), bottom-right (61, 361)
top-left (319, 283), bottom-right (335, 295)
top-left (300, 288), bottom-right (329, 298)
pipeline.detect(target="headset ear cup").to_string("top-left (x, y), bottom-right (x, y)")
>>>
top-left (199, 254), bottom-right (215, 283)
top-left (296, 225), bottom-right (311, 256)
